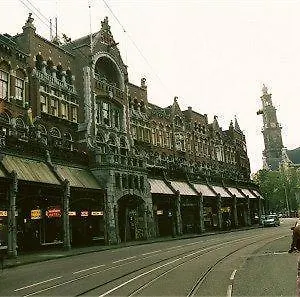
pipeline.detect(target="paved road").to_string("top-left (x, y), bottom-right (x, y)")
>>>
top-left (0, 218), bottom-right (298, 296)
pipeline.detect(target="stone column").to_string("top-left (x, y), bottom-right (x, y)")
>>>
top-left (104, 191), bottom-right (118, 245)
top-left (175, 191), bottom-right (182, 236)
top-left (199, 195), bottom-right (205, 233)
top-left (142, 202), bottom-right (149, 239)
top-left (62, 180), bottom-right (71, 250)
top-left (233, 196), bottom-right (238, 228)
top-left (114, 204), bottom-right (120, 244)
top-left (7, 171), bottom-right (18, 258)
top-left (217, 194), bottom-right (222, 230)
top-left (152, 203), bottom-right (159, 237)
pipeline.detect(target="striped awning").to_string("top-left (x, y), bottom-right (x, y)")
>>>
top-left (2, 155), bottom-right (60, 184)
top-left (211, 185), bottom-right (231, 198)
top-left (55, 165), bottom-right (101, 189)
top-left (170, 181), bottom-right (197, 196)
top-left (149, 179), bottom-right (173, 194)
top-left (251, 190), bottom-right (264, 199)
top-left (227, 187), bottom-right (245, 198)
top-left (193, 184), bottom-right (216, 197)
top-left (240, 188), bottom-right (257, 199)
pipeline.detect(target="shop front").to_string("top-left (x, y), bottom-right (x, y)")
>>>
top-left (149, 179), bottom-right (175, 237)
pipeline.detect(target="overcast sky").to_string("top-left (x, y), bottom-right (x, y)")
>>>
top-left (1, 0), bottom-right (300, 174)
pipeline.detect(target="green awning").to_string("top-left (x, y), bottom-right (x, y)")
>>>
top-left (2, 155), bottom-right (60, 184)
top-left (55, 165), bottom-right (101, 189)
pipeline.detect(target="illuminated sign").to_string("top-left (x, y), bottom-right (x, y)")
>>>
top-left (0, 211), bottom-right (7, 217)
top-left (157, 210), bottom-right (163, 215)
top-left (69, 211), bottom-right (76, 216)
top-left (81, 211), bottom-right (89, 217)
top-left (91, 211), bottom-right (103, 216)
top-left (221, 207), bottom-right (231, 213)
top-left (46, 208), bottom-right (61, 218)
top-left (31, 209), bottom-right (42, 220)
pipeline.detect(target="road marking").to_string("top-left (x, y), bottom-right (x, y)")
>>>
top-left (14, 276), bottom-right (63, 291)
top-left (142, 250), bottom-right (163, 256)
top-left (73, 264), bottom-right (105, 274)
top-left (230, 269), bottom-right (237, 281)
top-left (113, 256), bottom-right (136, 263)
top-left (227, 269), bottom-right (237, 297)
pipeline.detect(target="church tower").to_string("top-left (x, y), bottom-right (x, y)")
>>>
top-left (257, 85), bottom-right (284, 170)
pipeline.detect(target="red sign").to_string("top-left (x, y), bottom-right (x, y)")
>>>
top-left (46, 208), bottom-right (61, 218)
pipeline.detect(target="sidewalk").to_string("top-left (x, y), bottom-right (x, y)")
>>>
top-left (2, 226), bottom-right (259, 269)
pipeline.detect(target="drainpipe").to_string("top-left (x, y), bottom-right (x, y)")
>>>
top-left (247, 197), bottom-right (251, 226)
top-left (62, 179), bottom-right (71, 250)
top-left (7, 171), bottom-right (17, 258)
top-left (233, 196), bottom-right (238, 228)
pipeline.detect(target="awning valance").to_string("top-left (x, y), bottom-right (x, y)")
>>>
top-left (240, 188), bottom-right (256, 199)
top-left (149, 179), bottom-right (173, 194)
top-left (227, 187), bottom-right (245, 198)
top-left (55, 165), bottom-right (101, 189)
top-left (193, 184), bottom-right (216, 197)
top-left (2, 155), bottom-right (60, 185)
top-left (211, 185), bottom-right (231, 198)
top-left (170, 181), bottom-right (197, 196)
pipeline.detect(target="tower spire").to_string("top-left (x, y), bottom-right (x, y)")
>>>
top-left (257, 84), bottom-right (284, 170)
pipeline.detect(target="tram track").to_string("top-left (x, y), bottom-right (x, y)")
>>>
top-left (74, 232), bottom-right (283, 297)
top-left (16, 231), bottom-right (287, 297)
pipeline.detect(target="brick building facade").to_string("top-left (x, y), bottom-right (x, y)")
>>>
top-left (0, 15), bottom-right (262, 257)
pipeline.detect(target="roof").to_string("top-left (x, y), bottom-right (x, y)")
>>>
top-left (2, 155), bottom-right (60, 184)
top-left (211, 185), bottom-right (231, 198)
top-left (193, 184), bottom-right (216, 197)
top-left (227, 187), bottom-right (245, 198)
top-left (170, 181), bottom-right (197, 196)
top-left (55, 165), bottom-right (101, 189)
top-left (240, 188), bottom-right (257, 199)
top-left (149, 179), bottom-right (173, 195)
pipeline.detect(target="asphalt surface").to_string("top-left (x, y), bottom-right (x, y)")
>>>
top-left (1, 218), bottom-right (299, 297)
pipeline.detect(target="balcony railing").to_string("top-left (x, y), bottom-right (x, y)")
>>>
top-left (94, 74), bottom-right (124, 101)
top-left (35, 70), bottom-right (76, 94)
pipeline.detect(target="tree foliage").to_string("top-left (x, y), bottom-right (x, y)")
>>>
top-left (253, 166), bottom-right (300, 214)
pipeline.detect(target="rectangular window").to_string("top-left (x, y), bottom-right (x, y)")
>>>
top-left (61, 102), bottom-right (68, 119)
top-left (15, 78), bottom-right (24, 100)
top-left (102, 102), bottom-right (110, 125)
top-left (0, 71), bottom-right (8, 100)
top-left (114, 110), bottom-right (120, 128)
top-left (71, 106), bottom-right (77, 122)
top-left (40, 95), bottom-right (48, 113)
top-left (50, 98), bottom-right (58, 116)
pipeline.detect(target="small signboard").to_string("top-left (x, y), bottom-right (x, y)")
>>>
top-left (31, 209), bottom-right (42, 220)
top-left (91, 211), bottom-right (103, 216)
top-left (157, 210), bottom-right (163, 215)
top-left (81, 211), bottom-right (89, 217)
top-left (46, 208), bottom-right (61, 218)
top-left (0, 211), bottom-right (7, 217)
top-left (68, 211), bottom-right (76, 216)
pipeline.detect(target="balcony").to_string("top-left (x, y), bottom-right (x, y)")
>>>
top-left (34, 70), bottom-right (76, 94)
top-left (94, 74), bottom-right (124, 102)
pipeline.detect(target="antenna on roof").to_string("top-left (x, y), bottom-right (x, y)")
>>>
top-left (89, 0), bottom-right (93, 55)
top-left (55, 17), bottom-right (58, 40)
top-left (50, 19), bottom-right (53, 40)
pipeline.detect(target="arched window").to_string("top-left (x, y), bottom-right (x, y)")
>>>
top-left (66, 69), bottom-right (72, 85)
top-left (56, 64), bottom-right (63, 81)
top-left (35, 54), bottom-right (43, 71)
top-left (46, 60), bottom-right (53, 76)
top-left (49, 127), bottom-right (61, 138)
top-left (64, 132), bottom-right (73, 150)
top-left (15, 117), bottom-right (25, 129)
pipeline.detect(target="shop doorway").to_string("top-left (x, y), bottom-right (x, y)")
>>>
top-left (118, 195), bottom-right (145, 242)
